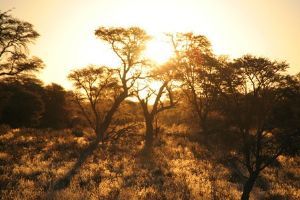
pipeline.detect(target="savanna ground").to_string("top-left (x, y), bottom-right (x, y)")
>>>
top-left (0, 124), bottom-right (299, 200)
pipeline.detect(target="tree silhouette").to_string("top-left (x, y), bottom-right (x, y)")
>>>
top-left (52, 27), bottom-right (150, 190)
top-left (0, 78), bottom-right (44, 127)
top-left (68, 65), bottom-right (120, 138)
top-left (135, 63), bottom-right (176, 151)
top-left (216, 55), bottom-right (299, 200)
top-left (68, 26), bottom-right (150, 142)
top-left (0, 10), bottom-right (43, 78)
top-left (169, 32), bottom-right (218, 132)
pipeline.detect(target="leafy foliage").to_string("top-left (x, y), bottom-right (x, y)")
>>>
top-left (1, 88), bottom-right (44, 127)
top-left (40, 83), bottom-right (71, 129)
top-left (0, 10), bottom-right (43, 77)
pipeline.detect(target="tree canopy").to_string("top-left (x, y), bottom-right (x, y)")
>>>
top-left (0, 10), bottom-right (43, 78)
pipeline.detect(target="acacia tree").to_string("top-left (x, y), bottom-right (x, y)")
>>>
top-left (53, 27), bottom-right (150, 190)
top-left (169, 32), bottom-right (218, 132)
top-left (217, 55), bottom-right (300, 200)
top-left (0, 10), bottom-right (43, 78)
top-left (69, 27), bottom-right (150, 142)
top-left (135, 64), bottom-right (176, 151)
top-left (68, 66), bottom-right (120, 138)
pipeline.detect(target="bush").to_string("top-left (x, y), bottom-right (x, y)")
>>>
top-left (72, 129), bottom-right (84, 137)
top-left (1, 89), bottom-right (44, 128)
top-left (0, 124), bottom-right (10, 135)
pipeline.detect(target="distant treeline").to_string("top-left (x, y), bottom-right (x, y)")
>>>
top-left (0, 78), bottom-right (71, 129)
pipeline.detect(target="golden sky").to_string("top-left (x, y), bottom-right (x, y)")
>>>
top-left (1, 0), bottom-right (300, 88)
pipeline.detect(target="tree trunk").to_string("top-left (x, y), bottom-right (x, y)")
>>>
top-left (199, 110), bottom-right (208, 133)
top-left (144, 116), bottom-right (154, 151)
top-left (241, 171), bottom-right (259, 200)
top-left (200, 119), bottom-right (207, 133)
top-left (96, 125), bottom-right (105, 142)
top-left (95, 123), bottom-right (102, 139)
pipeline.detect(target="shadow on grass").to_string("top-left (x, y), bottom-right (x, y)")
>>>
top-left (188, 130), bottom-right (248, 181)
top-left (47, 138), bottom-right (102, 196)
top-left (130, 136), bottom-right (192, 199)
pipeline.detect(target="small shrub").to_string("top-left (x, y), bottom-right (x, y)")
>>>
top-left (0, 124), bottom-right (10, 135)
top-left (72, 129), bottom-right (84, 137)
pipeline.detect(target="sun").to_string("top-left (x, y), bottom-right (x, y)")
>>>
top-left (144, 36), bottom-right (174, 64)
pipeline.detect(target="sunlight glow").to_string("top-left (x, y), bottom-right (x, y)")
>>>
top-left (1, 0), bottom-right (299, 88)
top-left (144, 36), bottom-right (174, 65)
top-left (135, 79), bottom-right (166, 104)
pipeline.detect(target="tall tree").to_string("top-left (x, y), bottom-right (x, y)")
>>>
top-left (169, 32), bottom-right (218, 132)
top-left (217, 55), bottom-right (300, 200)
top-left (68, 65), bottom-right (120, 138)
top-left (69, 26), bottom-right (150, 142)
top-left (54, 27), bottom-right (150, 190)
top-left (0, 10), bottom-right (43, 78)
top-left (135, 64), bottom-right (176, 151)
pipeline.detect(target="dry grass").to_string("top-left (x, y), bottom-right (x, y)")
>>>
top-left (0, 126), bottom-right (299, 199)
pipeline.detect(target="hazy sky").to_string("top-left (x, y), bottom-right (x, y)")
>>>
top-left (1, 0), bottom-right (300, 88)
